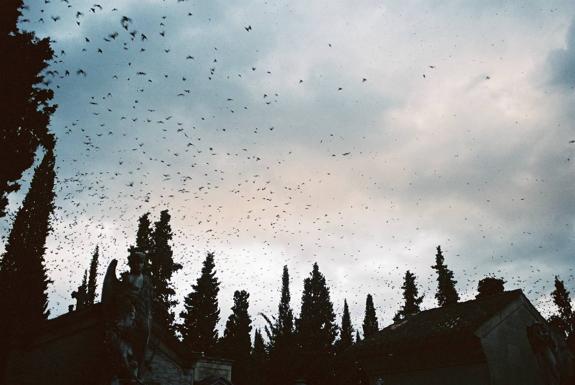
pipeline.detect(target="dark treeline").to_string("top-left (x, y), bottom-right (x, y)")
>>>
top-left (64, 210), bottom-right (575, 385)
top-left (4, 201), bottom-right (575, 385)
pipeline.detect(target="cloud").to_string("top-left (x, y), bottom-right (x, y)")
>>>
top-left (548, 18), bottom-right (575, 90)
top-left (3, 0), bottom-right (575, 333)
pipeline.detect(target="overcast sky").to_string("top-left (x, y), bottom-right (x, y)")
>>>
top-left (2, 0), bottom-right (575, 335)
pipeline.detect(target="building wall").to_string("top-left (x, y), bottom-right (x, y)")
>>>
top-left (192, 358), bottom-right (233, 383)
top-left (478, 299), bottom-right (544, 385)
top-left (142, 344), bottom-right (193, 385)
top-left (367, 362), bottom-right (490, 385)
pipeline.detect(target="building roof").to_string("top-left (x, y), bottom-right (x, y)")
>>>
top-left (352, 290), bottom-right (524, 371)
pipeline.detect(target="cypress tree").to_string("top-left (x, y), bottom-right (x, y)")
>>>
top-left (71, 270), bottom-right (88, 310)
top-left (431, 245), bottom-right (459, 307)
top-left (135, 213), bottom-right (153, 257)
top-left (180, 252), bottom-right (220, 355)
top-left (221, 290), bottom-right (252, 385)
top-left (148, 210), bottom-right (182, 334)
top-left (0, 0), bottom-right (56, 217)
top-left (393, 270), bottom-right (423, 323)
top-left (264, 265), bottom-right (296, 385)
top-left (86, 246), bottom-right (99, 305)
top-left (277, 265), bottom-right (294, 340)
top-left (252, 329), bottom-right (267, 385)
top-left (549, 276), bottom-right (574, 336)
top-left (0, 148), bottom-right (55, 365)
top-left (336, 299), bottom-right (354, 352)
top-left (296, 262), bottom-right (337, 385)
top-left (355, 331), bottom-right (361, 343)
top-left (362, 294), bottom-right (379, 338)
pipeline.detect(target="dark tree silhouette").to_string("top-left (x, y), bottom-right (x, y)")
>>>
top-left (549, 276), bottom-right (574, 337)
top-left (362, 294), bottom-right (379, 338)
top-left (263, 265), bottom-right (296, 385)
top-left (148, 210), bottom-right (182, 334)
top-left (476, 276), bottom-right (505, 299)
top-left (296, 262), bottom-right (337, 385)
top-left (336, 299), bottom-right (354, 352)
top-left (252, 329), bottom-right (267, 385)
top-left (334, 300), bottom-right (368, 385)
top-left (431, 245), bottom-right (459, 307)
top-left (180, 252), bottom-right (220, 355)
top-left (221, 290), bottom-right (253, 385)
top-left (0, 0), bottom-right (56, 217)
top-left (86, 246), bottom-right (99, 305)
top-left (134, 213), bottom-right (154, 258)
top-left (276, 265), bottom-right (295, 341)
top-left (0, 149), bottom-right (55, 366)
top-left (393, 270), bottom-right (423, 322)
top-left (72, 270), bottom-right (89, 310)
top-left (355, 331), bottom-right (361, 343)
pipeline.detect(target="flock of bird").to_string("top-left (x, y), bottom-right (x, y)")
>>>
top-left (1, 0), bottom-right (571, 331)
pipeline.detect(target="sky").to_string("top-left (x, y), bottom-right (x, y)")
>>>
top-left (2, 0), bottom-right (575, 336)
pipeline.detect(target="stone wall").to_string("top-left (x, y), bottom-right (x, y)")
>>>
top-left (192, 357), bottom-right (233, 383)
top-left (142, 342), bottom-right (193, 385)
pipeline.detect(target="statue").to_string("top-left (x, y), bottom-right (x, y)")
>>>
top-left (102, 250), bottom-right (152, 385)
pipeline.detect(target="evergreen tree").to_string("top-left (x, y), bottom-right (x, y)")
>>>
top-left (180, 252), bottom-right (220, 355)
top-left (135, 213), bottom-right (153, 257)
top-left (148, 210), bottom-right (182, 334)
top-left (362, 294), bottom-right (379, 338)
top-left (355, 331), bottom-right (361, 343)
top-left (549, 276), bottom-right (574, 336)
top-left (393, 270), bottom-right (423, 322)
top-left (0, 149), bottom-right (55, 365)
top-left (71, 270), bottom-right (88, 310)
top-left (86, 246), bottom-right (99, 305)
top-left (221, 290), bottom-right (252, 385)
top-left (336, 299), bottom-right (354, 352)
top-left (252, 329), bottom-right (267, 385)
top-left (296, 263), bottom-right (337, 385)
top-left (263, 265), bottom-right (297, 385)
top-left (277, 265), bottom-right (295, 340)
top-left (431, 245), bottom-right (459, 307)
top-left (0, 0), bottom-right (56, 217)
top-left (476, 276), bottom-right (505, 299)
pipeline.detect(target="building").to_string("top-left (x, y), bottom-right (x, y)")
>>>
top-left (3, 304), bottom-right (233, 385)
top-left (353, 290), bottom-right (574, 385)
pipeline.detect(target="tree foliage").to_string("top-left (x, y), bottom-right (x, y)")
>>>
top-left (221, 290), bottom-right (253, 385)
top-left (476, 276), bottom-right (505, 299)
top-left (86, 246), bottom-right (99, 305)
top-left (431, 245), bottom-right (459, 307)
top-left (264, 265), bottom-right (296, 385)
top-left (393, 270), bottom-right (423, 322)
top-left (362, 294), bottom-right (378, 339)
top-left (252, 329), bottom-right (267, 385)
top-left (296, 263), bottom-right (337, 385)
top-left (549, 276), bottom-right (574, 337)
top-left (179, 252), bottom-right (220, 355)
top-left (336, 299), bottom-right (354, 352)
top-left (134, 210), bottom-right (182, 334)
top-left (0, 149), bottom-right (55, 353)
top-left (0, 0), bottom-right (56, 217)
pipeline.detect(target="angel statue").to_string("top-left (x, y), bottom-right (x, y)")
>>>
top-left (102, 250), bottom-right (152, 385)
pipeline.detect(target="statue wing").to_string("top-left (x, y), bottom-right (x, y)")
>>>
top-left (101, 259), bottom-right (119, 304)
